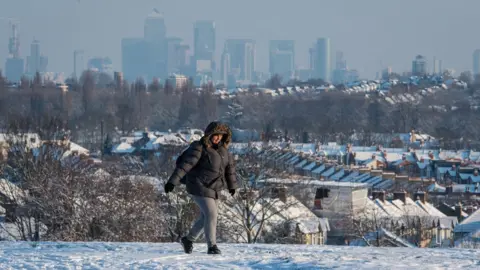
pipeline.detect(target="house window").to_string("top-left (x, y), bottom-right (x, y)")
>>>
top-left (315, 188), bottom-right (330, 199)
top-left (314, 188), bottom-right (330, 209)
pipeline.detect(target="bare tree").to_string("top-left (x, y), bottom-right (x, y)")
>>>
top-left (217, 148), bottom-right (305, 243)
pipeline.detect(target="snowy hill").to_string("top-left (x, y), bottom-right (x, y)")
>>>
top-left (1, 242), bottom-right (479, 269)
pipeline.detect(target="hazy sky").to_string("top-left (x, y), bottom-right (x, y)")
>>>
top-left (1, 0), bottom-right (480, 78)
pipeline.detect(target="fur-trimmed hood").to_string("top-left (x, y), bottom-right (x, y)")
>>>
top-left (201, 121), bottom-right (232, 148)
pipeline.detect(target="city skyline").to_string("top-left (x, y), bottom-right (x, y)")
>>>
top-left (1, 0), bottom-right (480, 79)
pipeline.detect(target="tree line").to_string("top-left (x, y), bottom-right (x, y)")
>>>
top-left (1, 71), bottom-right (479, 150)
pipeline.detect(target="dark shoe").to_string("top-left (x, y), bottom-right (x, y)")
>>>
top-left (181, 237), bottom-right (193, 254)
top-left (207, 245), bottom-right (221, 254)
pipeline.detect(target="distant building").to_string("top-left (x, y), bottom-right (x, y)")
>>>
top-left (194, 20), bottom-right (216, 75)
top-left (332, 51), bottom-right (348, 85)
top-left (309, 48), bottom-right (316, 71)
top-left (225, 39), bottom-right (256, 84)
top-left (4, 23), bottom-right (24, 82)
top-left (335, 51), bottom-right (346, 70)
top-left (314, 38), bottom-right (330, 82)
top-left (382, 67), bottom-right (392, 80)
top-left (412, 55), bottom-right (427, 76)
top-left (5, 58), bottom-right (24, 82)
top-left (26, 39), bottom-right (48, 75)
top-left (166, 37), bottom-right (183, 74)
top-left (167, 74), bottom-right (188, 90)
top-left (220, 44), bottom-right (231, 86)
top-left (433, 57), bottom-right (442, 75)
top-left (473, 50), bottom-right (480, 76)
top-left (269, 40), bottom-right (295, 82)
top-left (121, 38), bottom-right (149, 82)
top-left (88, 57), bottom-right (113, 75)
top-left (144, 9), bottom-right (167, 80)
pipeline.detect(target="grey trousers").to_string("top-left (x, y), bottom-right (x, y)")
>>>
top-left (186, 195), bottom-right (219, 247)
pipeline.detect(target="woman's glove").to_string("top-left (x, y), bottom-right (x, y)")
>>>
top-left (229, 189), bottom-right (236, 196)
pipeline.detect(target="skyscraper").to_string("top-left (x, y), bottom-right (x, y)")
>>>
top-left (473, 50), bottom-right (480, 76)
top-left (166, 37), bottom-right (183, 74)
top-left (412, 55), bottom-right (427, 76)
top-left (225, 39), bottom-right (256, 83)
top-left (144, 9), bottom-right (166, 44)
top-left (314, 38), bottom-right (330, 82)
top-left (26, 39), bottom-right (48, 75)
top-left (121, 38), bottom-right (149, 82)
top-left (269, 40), bottom-right (295, 81)
top-left (335, 51), bottom-right (346, 70)
top-left (432, 57), bottom-right (441, 75)
top-left (194, 20), bottom-right (215, 74)
top-left (5, 22), bottom-right (24, 82)
top-left (144, 9), bottom-right (167, 80)
top-left (220, 44), bottom-right (231, 86)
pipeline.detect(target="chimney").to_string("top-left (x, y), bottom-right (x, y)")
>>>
top-left (393, 191), bottom-right (407, 204)
top-left (454, 203), bottom-right (464, 222)
top-left (143, 127), bottom-right (149, 140)
top-left (414, 191), bottom-right (427, 204)
top-left (372, 190), bottom-right (386, 202)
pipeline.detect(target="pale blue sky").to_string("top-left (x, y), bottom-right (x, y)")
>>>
top-left (1, 0), bottom-right (479, 78)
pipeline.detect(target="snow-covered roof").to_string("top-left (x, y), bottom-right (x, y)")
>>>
top-left (454, 208), bottom-right (480, 234)
top-left (294, 159), bottom-right (309, 169)
top-left (112, 142), bottom-right (135, 154)
top-left (260, 179), bottom-right (369, 189)
top-left (0, 179), bottom-right (25, 203)
top-left (302, 161), bottom-right (317, 171)
top-left (390, 197), bottom-right (429, 217)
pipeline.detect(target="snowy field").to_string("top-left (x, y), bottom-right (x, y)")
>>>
top-left (0, 242), bottom-right (479, 270)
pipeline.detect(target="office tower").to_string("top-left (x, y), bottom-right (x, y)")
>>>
top-left (26, 39), bottom-right (48, 75)
top-left (412, 55), bottom-right (427, 76)
top-left (225, 39), bottom-right (255, 83)
top-left (309, 48), bottom-right (316, 71)
top-left (5, 22), bottom-right (24, 82)
top-left (269, 40), bottom-right (295, 81)
top-left (220, 44), bottom-right (231, 86)
top-left (335, 51), bottom-right (346, 70)
top-left (332, 50), bottom-right (348, 84)
top-left (121, 38), bottom-right (149, 82)
top-left (144, 9), bottom-right (167, 80)
top-left (166, 37), bottom-right (183, 74)
top-left (194, 20), bottom-right (215, 74)
top-left (314, 38), bottom-right (330, 82)
top-left (382, 67), bottom-right (392, 80)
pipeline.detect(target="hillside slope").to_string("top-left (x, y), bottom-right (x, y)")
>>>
top-left (0, 242), bottom-right (478, 269)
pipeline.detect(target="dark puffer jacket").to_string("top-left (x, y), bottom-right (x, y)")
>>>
top-left (167, 122), bottom-right (237, 199)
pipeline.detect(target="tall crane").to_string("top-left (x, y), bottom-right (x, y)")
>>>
top-left (0, 17), bottom-right (20, 58)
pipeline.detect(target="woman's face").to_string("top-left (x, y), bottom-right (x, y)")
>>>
top-left (210, 134), bottom-right (223, 145)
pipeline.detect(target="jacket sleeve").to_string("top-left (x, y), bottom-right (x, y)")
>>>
top-left (167, 142), bottom-right (203, 186)
top-left (225, 152), bottom-right (238, 190)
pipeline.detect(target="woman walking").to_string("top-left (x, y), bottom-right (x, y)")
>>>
top-left (164, 121), bottom-right (237, 255)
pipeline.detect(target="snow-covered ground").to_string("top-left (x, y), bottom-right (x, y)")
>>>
top-left (0, 242), bottom-right (479, 269)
